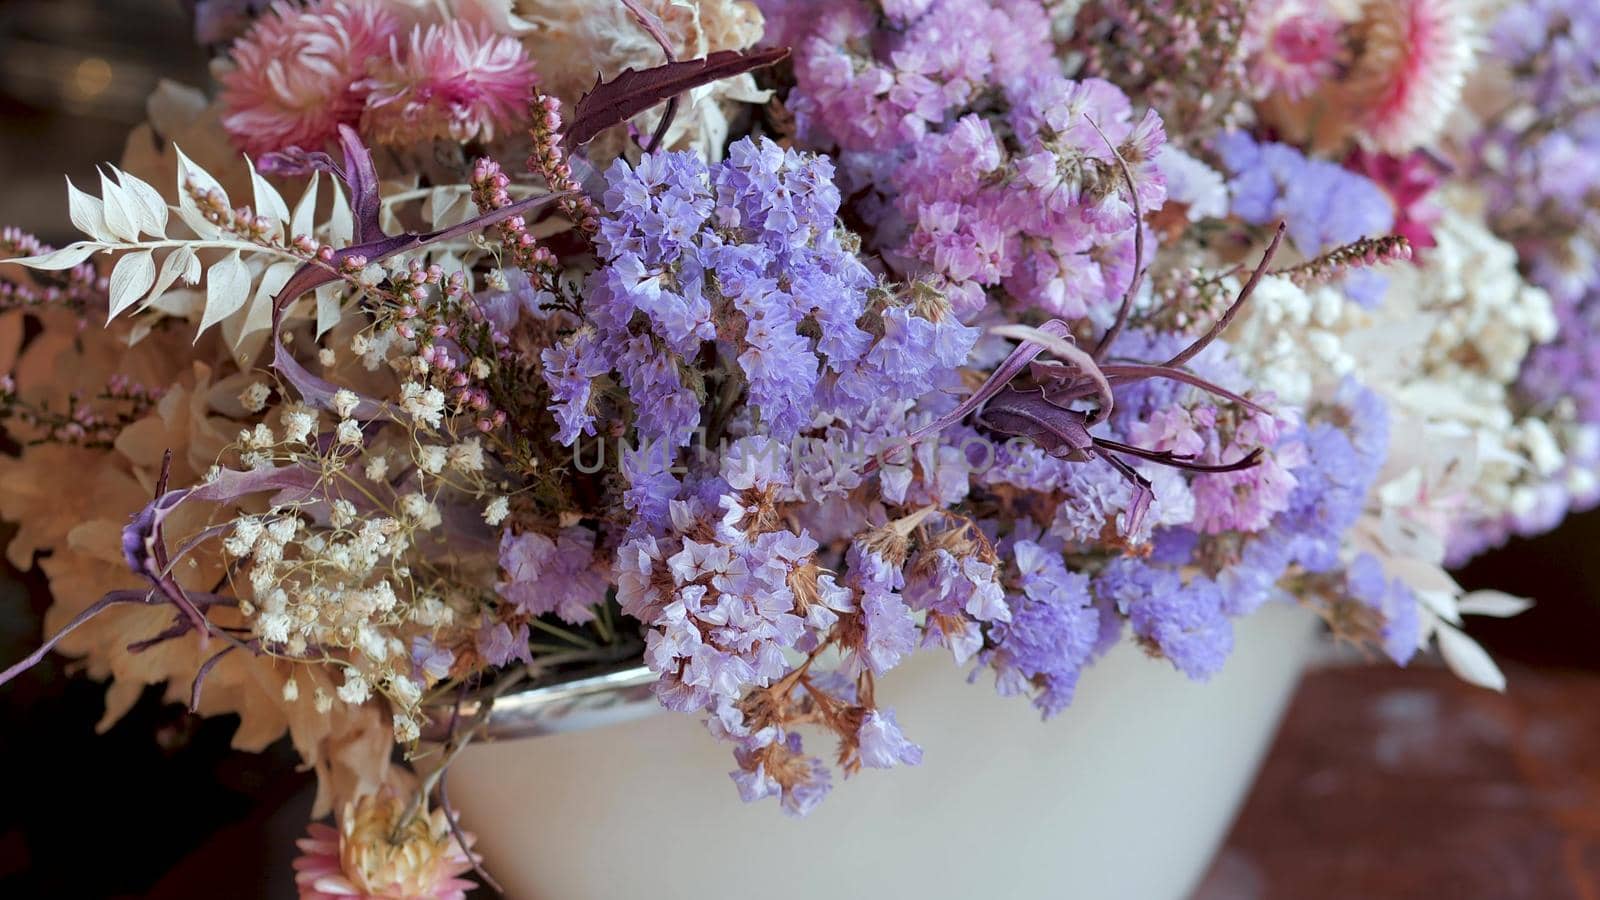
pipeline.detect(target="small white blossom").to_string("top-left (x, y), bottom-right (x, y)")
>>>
top-left (400, 493), bottom-right (442, 529)
top-left (393, 714), bottom-right (420, 743)
top-left (399, 382), bottom-right (446, 428)
top-left (258, 610), bottom-right (292, 644)
top-left (332, 389), bottom-right (360, 419)
top-left (417, 445), bottom-right (448, 475)
top-left (390, 675), bottom-right (422, 708)
top-left (314, 687), bottom-right (333, 714)
top-left (337, 669), bottom-right (372, 705)
top-left (266, 516), bottom-right (300, 544)
top-left (336, 418), bottom-right (363, 445)
top-left (281, 406), bottom-right (317, 445)
top-left (330, 499), bottom-right (358, 529)
top-left (483, 495), bottom-right (510, 526)
top-left (224, 516), bottom-right (263, 557)
top-left (282, 677), bottom-right (300, 702)
top-left (318, 347), bottom-right (337, 367)
top-left (449, 437), bottom-right (485, 474)
top-left (364, 455), bottom-right (389, 482)
top-left (238, 382), bottom-right (271, 413)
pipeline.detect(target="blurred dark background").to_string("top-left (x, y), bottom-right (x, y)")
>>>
top-left (0, 1), bottom-right (1597, 898)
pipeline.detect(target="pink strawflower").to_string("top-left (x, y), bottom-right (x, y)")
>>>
top-left (1244, 0), bottom-right (1344, 101)
top-left (1354, 0), bottom-right (1474, 153)
top-left (219, 0), bottom-right (400, 156)
top-left (293, 791), bottom-right (478, 900)
top-left (362, 22), bottom-right (538, 146)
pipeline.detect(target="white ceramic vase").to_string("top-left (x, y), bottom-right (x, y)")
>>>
top-left (448, 601), bottom-right (1317, 900)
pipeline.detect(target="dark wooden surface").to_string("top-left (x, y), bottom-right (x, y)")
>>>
top-left (1194, 663), bottom-right (1600, 900)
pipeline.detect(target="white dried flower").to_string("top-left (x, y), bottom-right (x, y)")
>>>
top-left (448, 437), bottom-right (485, 474)
top-left (282, 677), bottom-right (300, 702)
top-left (330, 498), bottom-right (358, 529)
top-left (238, 381), bottom-right (271, 413)
top-left (336, 418), bottom-right (363, 445)
top-left (332, 389), bottom-right (360, 419)
top-left (281, 405), bottom-right (317, 445)
top-left (483, 495), bottom-right (510, 526)
top-left (417, 445), bottom-right (448, 475)
top-left (364, 455), bottom-right (389, 482)
top-left (314, 687), bottom-right (333, 714)
top-left (224, 516), bottom-right (264, 557)
top-left (400, 493), bottom-right (442, 530)
top-left (266, 516), bottom-right (300, 544)
top-left (337, 669), bottom-right (372, 705)
top-left (318, 347), bottom-right (337, 367)
top-left (392, 714), bottom-right (420, 743)
top-left (399, 382), bottom-right (446, 428)
top-left (390, 675), bottom-right (422, 708)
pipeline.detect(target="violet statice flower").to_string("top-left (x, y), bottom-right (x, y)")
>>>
top-left (903, 546), bottom-right (1009, 664)
top-left (496, 526), bottom-right (609, 625)
top-left (475, 619), bottom-right (531, 668)
top-left (857, 708), bottom-right (924, 769)
top-left (617, 443), bottom-right (829, 713)
top-left (982, 538), bottom-right (1100, 717)
top-left (1344, 553), bottom-right (1422, 666)
top-left (547, 136), bottom-right (976, 452)
top-left (1095, 557), bottom-right (1233, 680)
top-left (730, 730), bottom-right (834, 817)
top-left (841, 541), bottom-right (920, 678)
top-left (410, 635), bottom-right (454, 682)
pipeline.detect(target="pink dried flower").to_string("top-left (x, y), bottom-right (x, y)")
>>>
top-left (1244, 0), bottom-right (1344, 101)
top-left (219, 0), bottom-right (400, 156)
top-left (362, 22), bottom-right (538, 146)
top-left (293, 791), bottom-right (478, 900)
top-left (1351, 0), bottom-right (1474, 153)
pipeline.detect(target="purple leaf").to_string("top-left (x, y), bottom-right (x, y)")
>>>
top-left (337, 125), bottom-right (383, 245)
top-left (901, 319), bottom-right (1089, 449)
top-left (564, 48), bottom-right (790, 150)
top-left (258, 126), bottom-right (384, 244)
top-left (975, 386), bottom-right (1097, 460)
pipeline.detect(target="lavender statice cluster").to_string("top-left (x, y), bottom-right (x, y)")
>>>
top-left (1463, 0), bottom-right (1600, 548)
top-left (542, 136), bottom-right (977, 464)
top-left (770, 0), bottom-right (1169, 320)
top-left (1213, 131), bottom-right (1398, 306)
